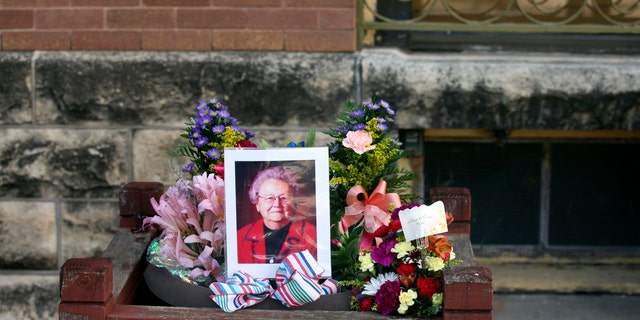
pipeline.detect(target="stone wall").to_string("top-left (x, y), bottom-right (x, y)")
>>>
top-left (1, 49), bottom-right (640, 319)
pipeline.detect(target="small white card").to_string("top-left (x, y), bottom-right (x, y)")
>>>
top-left (398, 201), bottom-right (448, 241)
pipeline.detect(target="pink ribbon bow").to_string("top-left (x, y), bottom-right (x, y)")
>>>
top-left (209, 250), bottom-right (339, 312)
top-left (341, 179), bottom-right (401, 250)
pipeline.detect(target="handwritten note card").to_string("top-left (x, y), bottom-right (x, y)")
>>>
top-left (398, 201), bottom-right (448, 241)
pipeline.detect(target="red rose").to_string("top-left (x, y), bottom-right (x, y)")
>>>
top-left (396, 262), bottom-right (416, 275)
top-left (372, 225), bottom-right (390, 238)
top-left (417, 277), bottom-right (441, 299)
top-left (359, 296), bottom-right (374, 311)
top-left (235, 140), bottom-right (256, 148)
top-left (389, 219), bottom-right (402, 231)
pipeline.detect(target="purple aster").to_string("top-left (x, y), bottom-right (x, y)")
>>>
top-left (195, 136), bottom-right (209, 148)
top-left (182, 163), bottom-right (195, 173)
top-left (350, 109), bottom-right (365, 118)
top-left (207, 148), bottom-right (221, 160)
top-left (196, 114), bottom-right (213, 127)
top-left (375, 281), bottom-right (401, 315)
top-left (337, 126), bottom-right (349, 133)
top-left (244, 130), bottom-right (255, 138)
top-left (212, 125), bottom-right (225, 134)
top-left (353, 123), bottom-right (366, 131)
top-left (377, 123), bottom-right (388, 131)
top-left (380, 100), bottom-right (395, 115)
top-left (329, 144), bottom-right (340, 154)
top-left (216, 109), bottom-right (231, 119)
top-left (371, 237), bottom-right (397, 267)
top-left (189, 127), bottom-right (201, 140)
top-left (366, 101), bottom-right (380, 110)
top-left (229, 125), bottom-right (241, 132)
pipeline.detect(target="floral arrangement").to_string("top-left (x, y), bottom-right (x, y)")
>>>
top-left (144, 98), bottom-right (255, 286)
top-left (173, 97), bottom-right (256, 177)
top-left (344, 203), bottom-right (459, 317)
top-left (325, 97), bottom-right (416, 281)
top-left (143, 96), bottom-right (458, 317)
top-left (144, 172), bottom-right (226, 286)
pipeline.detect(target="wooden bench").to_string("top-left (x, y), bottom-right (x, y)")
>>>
top-left (58, 183), bottom-right (493, 319)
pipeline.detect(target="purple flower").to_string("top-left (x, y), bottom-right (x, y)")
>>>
top-left (377, 123), bottom-right (388, 131)
top-left (375, 280), bottom-right (401, 315)
top-left (196, 114), bottom-right (213, 127)
top-left (212, 125), bottom-right (225, 134)
top-left (189, 127), bottom-right (201, 140)
top-left (195, 136), bottom-right (209, 148)
top-left (353, 123), bottom-right (366, 131)
top-left (216, 109), bottom-right (230, 119)
top-left (329, 144), bottom-right (340, 154)
top-left (366, 101), bottom-right (380, 110)
top-left (207, 148), bottom-right (221, 160)
top-left (350, 109), bottom-right (364, 118)
top-left (229, 125), bottom-right (242, 132)
top-left (380, 100), bottom-right (395, 115)
top-left (371, 237), bottom-right (397, 266)
top-left (182, 163), bottom-right (195, 173)
top-left (244, 130), bottom-right (255, 138)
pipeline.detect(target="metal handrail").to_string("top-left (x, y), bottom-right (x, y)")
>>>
top-left (358, 0), bottom-right (640, 48)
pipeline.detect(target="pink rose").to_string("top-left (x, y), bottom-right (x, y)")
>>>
top-left (342, 130), bottom-right (375, 154)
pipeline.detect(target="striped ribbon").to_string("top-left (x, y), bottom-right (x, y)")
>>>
top-left (209, 250), bottom-right (340, 312)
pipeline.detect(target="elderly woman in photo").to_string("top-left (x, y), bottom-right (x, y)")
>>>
top-left (237, 166), bottom-right (317, 264)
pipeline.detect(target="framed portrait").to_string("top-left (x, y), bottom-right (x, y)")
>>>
top-left (224, 147), bottom-right (331, 279)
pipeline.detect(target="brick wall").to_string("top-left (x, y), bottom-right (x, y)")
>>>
top-left (0, 0), bottom-right (356, 52)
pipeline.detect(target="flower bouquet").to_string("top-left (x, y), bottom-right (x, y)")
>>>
top-left (143, 98), bottom-right (256, 287)
top-left (142, 96), bottom-right (459, 316)
top-left (344, 203), bottom-right (459, 317)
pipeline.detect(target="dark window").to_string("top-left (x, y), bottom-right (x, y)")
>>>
top-left (424, 142), bottom-right (542, 245)
top-left (549, 143), bottom-right (640, 246)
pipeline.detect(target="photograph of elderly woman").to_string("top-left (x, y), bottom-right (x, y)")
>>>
top-left (235, 161), bottom-right (317, 264)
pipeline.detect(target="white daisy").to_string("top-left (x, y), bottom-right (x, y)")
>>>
top-left (362, 272), bottom-right (399, 296)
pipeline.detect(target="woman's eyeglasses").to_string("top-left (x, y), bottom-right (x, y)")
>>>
top-left (258, 194), bottom-right (291, 205)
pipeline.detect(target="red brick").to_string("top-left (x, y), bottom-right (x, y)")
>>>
top-left (430, 187), bottom-right (472, 222)
top-left (2, 31), bottom-right (70, 49)
top-left (285, 30), bottom-right (355, 52)
top-left (443, 266), bottom-right (493, 311)
top-left (107, 8), bottom-right (176, 29)
top-left (142, 30), bottom-right (211, 50)
top-left (177, 8), bottom-right (246, 29)
top-left (213, 30), bottom-right (282, 50)
top-left (36, 9), bottom-right (103, 29)
top-left (72, 0), bottom-right (140, 6)
top-left (281, 9), bottom-right (318, 29)
top-left (72, 31), bottom-right (140, 49)
top-left (60, 258), bottom-right (113, 302)
top-left (0, 10), bottom-right (34, 29)
top-left (319, 9), bottom-right (355, 30)
top-left (143, 0), bottom-right (211, 6)
top-left (246, 8), bottom-right (284, 29)
top-left (213, 0), bottom-right (282, 7)
top-left (6, 0), bottom-right (72, 7)
top-left (119, 181), bottom-right (164, 229)
top-left (443, 311), bottom-right (493, 320)
top-left (283, 0), bottom-right (355, 8)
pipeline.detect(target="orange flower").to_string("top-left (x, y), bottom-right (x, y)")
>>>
top-left (428, 235), bottom-right (453, 261)
top-left (445, 211), bottom-right (454, 225)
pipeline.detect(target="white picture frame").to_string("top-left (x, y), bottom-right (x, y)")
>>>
top-left (224, 147), bottom-right (331, 279)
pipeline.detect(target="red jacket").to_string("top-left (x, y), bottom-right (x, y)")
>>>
top-left (237, 218), bottom-right (317, 264)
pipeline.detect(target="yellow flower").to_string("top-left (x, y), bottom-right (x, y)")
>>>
top-left (358, 251), bottom-right (375, 273)
top-left (432, 293), bottom-right (443, 306)
top-left (427, 256), bottom-right (445, 271)
top-left (397, 289), bottom-right (417, 314)
top-left (391, 241), bottom-right (415, 259)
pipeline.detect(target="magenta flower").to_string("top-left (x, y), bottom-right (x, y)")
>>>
top-left (371, 237), bottom-right (397, 266)
top-left (375, 280), bottom-right (401, 315)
